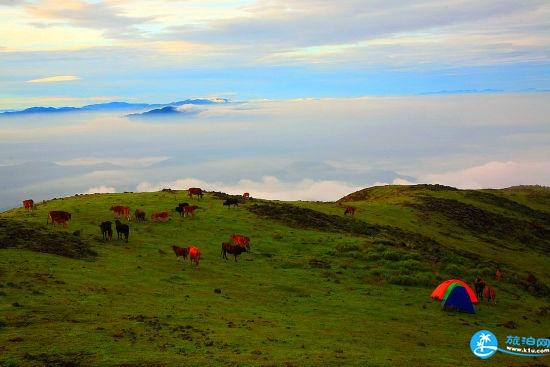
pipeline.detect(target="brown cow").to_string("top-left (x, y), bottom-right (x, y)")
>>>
top-left (172, 245), bottom-right (189, 260)
top-left (344, 207), bottom-right (356, 216)
top-left (134, 209), bottom-right (146, 222)
top-left (484, 286), bottom-right (496, 304)
top-left (187, 246), bottom-right (202, 267)
top-left (48, 211), bottom-right (71, 227)
top-left (110, 205), bottom-right (130, 220)
top-left (183, 205), bottom-right (199, 217)
top-left (221, 242), bottom-right (247, 261)
top-left (151, 211), bottom-right (170, 222)
top-left (175, 203), bottom-right (189, 216)
top-left (188, 188), bottom-right (203, 199)
top-left (230, 234), bottom-right (250, 250)
top-left (22, 199), bottom-right (34, 211)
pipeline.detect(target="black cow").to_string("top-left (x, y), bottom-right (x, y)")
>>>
top-left (114, 219), bottom-right (130, 243)
top-left (175, 202), bottom-right (189, 216)
top-left (223, 198), bottom-right (240, 208)
top-left (99, 221), bottom-right (112, 240)
top-left (221, 242), bottom-right (247, 261)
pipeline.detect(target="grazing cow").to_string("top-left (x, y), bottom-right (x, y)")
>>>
top-left (134, 209), bottom-right (146, 222)
top-left (172, 245), bottom-right (189, 260)
top-left (187, 246), bottom-right (202, 267)
top-left (114, 220), bottom-right (129, 242)
top-left (151, 211), bottom-right (170, 222)
top-left (242, 192), bottom-right (250, 200)
top-left (495, 268), bottom-right (503, 281)
top-left (175, 203), bottom-right (189, 216)
top-left (474, 276), bottom-right (486, 301)
top-left (221, 242), bottom-right (247, 261)
top-left (99, 221), bottom-right (113, 240)
top-left (223, 198), bottom-right (240, 208)
top-left (344, 207), bottom-right (356, 216)
top-left (110, 205), bottom-right (130, 220)
top-left (484, 286), bottom-right (496, 304)
top-left (47, 211), bottom-right (71, 227)
top-left (188, 188), bottom-right (203, 199)
top-left (230, 234), bottom-right (250, 250)
top-left (22, 199), bottom-right (34, 211)
top-left (183, 205), bottom-right (199, 217)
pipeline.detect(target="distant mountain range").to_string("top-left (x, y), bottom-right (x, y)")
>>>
top-left (0, 98), bottom-right (229, 116)
top-left (126, 105), bottom-right (205, 118)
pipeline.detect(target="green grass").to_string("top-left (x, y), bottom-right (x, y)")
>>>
top-left (1, 187), bottom-right (549, 366)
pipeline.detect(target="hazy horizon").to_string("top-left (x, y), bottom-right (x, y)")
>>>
top-left (1, 93), bottom-right (549, 209)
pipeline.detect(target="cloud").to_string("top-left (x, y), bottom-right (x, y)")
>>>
top-left (137, 176), bottom-right (363, 201)
top-left (26, 75), bottom-right (80, 83)
top-left (165, 0), bottom-right (550, 67)
top-left (84, 185), bottom-right (116, 194)
top-left (422, 160), bottom-right (550, 188)
top-left (55, 156), bottom-right (169, 168)
top-left (25, 0), bottom-right (153, 39)
top-left (0, 0), bottom-right (25, 5)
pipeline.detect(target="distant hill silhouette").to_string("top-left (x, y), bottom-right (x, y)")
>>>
top-left (1, 98), bottom-right (229, 116)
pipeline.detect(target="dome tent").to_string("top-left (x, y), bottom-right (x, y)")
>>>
top-left (431, 279), bottom-right (478, 303)
top-left (431, 279), bottom-right (477, 314)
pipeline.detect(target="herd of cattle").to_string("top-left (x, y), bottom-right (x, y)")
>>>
top-left (22, 188), bottom-right (253, 267)
top-left (22, 188), bottom-right (358, 266)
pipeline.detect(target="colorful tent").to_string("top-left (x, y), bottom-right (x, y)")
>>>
top-left (431, 279), bottom-right (477, 314)
top-left (431, 278), bottom-right (478, 304)
top-left (441, 285), bottom-right (476, 313)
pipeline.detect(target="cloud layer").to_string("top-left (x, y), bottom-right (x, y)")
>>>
top-left (0, 93), bottom-right (548, 209)
top-left (26, 75), bottom-right (80, 83)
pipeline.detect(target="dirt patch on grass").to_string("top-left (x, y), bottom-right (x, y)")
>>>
top-left (0, 218), bottom-right (96, 259)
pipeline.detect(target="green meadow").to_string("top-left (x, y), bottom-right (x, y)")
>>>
top-left (0, 185), bottom-right (548, 366)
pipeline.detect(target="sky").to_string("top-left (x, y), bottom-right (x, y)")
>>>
top-left (0, 1), bottom-right (549, 207)
top-left (1, 0), bottom-right (550, 108)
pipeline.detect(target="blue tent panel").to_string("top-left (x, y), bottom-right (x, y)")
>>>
top-left (441, 285), bottom-right (476, 314)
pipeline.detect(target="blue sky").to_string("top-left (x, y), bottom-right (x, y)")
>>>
top-left (1, 0), bottom-right (550, 108)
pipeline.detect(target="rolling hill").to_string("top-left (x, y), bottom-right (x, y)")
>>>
top-left (0, 185), bottom-right (548, 366)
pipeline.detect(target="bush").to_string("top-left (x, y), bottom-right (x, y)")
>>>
top-left (382, 249), bottom-right (404, 261)
top-left (444, 263), bottom-right (464, 276)
top-left (389, 272), bottom-right (435, 287)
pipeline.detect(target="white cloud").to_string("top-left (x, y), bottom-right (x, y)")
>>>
top-left (371, 178), bottom-right (417, 187)
top-left (55, 156), bottom-right (169, 168)
top-left (84, 185), bottom-right (116, 194)
top-left (422, 160), bottom-right (550, 188)
top-left (26, 75), bottom-right (80, 83)
top-left (137, 176), bottom-right (362, 201)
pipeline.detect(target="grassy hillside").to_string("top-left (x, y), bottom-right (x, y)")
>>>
top-left (0, 185), bottom-right (549, 366)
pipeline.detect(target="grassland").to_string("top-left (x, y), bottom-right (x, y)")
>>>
top-left (0, 185), bottom-right (549, 366)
